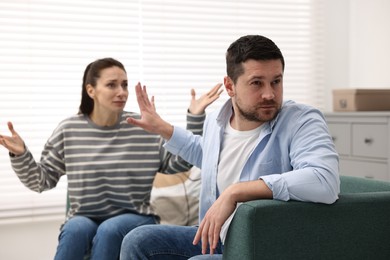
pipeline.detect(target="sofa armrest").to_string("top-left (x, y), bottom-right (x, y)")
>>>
top-left (223, 192), bottom-right (390, 260)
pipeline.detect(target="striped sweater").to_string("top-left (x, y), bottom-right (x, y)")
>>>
top-left (10, 111), bottom-right (205, 220)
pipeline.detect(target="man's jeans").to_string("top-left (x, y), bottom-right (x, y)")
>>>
top-left (54, 213), bottom-right (157, 260)
top-left (120, 224), bottom-right (223, 260)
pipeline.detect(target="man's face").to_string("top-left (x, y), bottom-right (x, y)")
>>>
top-left (227, 59), bottom-right (283, 125)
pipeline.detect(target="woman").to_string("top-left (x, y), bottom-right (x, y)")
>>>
top-left (0, 57), bottom-right (222, 260)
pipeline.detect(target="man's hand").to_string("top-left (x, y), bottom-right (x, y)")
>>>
top-left (189, 83), bottom-right (224, 115)
top-left (126, 83), bottom-right (174, 140)
top-left (193, 180), bottom-right (273, 255)
top-left (0, 122), bottom-right (25, 156)
top-left (192, 185), bottom-right (237, 255)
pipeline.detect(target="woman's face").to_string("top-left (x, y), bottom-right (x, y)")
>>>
top-left (87, 66), bottom-right (128, 115)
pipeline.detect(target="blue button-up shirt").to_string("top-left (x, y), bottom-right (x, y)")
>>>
top-left (165, 99), bottom-right (340, 222)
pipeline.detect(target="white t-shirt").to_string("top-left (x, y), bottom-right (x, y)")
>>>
top-left (217, 120), bottom-right (263, 242)
top-left (217, 121), bottom-right (263, 193)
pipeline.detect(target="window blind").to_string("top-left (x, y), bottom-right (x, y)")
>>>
top-left (0, 0), bottom-right (325, 224)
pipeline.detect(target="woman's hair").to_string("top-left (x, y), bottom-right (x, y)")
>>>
top-left (226, 35), bottom-right (285, 84)
top-left (78, 57), bottom-right (126, 115)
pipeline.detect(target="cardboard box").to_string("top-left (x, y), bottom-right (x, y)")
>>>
top-left (333, 89), bottom-right (390, 111)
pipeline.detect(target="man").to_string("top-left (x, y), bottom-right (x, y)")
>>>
top-left (120, 35), bottom-right (340, 259)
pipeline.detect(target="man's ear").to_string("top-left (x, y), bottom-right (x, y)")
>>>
top-left (224, 76), bottom-right (235, 97)
top-left (86, 84), bottom-right (95, 99)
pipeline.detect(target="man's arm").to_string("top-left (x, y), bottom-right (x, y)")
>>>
top-left (260, 106), bottom-right (340, 204)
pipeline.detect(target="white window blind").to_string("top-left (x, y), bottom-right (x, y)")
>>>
top-left (0, 0), bottom-right (325, 224)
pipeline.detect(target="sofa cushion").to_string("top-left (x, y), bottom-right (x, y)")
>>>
top-left (151, 167), bottom-right (201, 226)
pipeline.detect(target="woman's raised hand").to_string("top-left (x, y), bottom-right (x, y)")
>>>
top-left (0, 122), bottom-right (25, 156)
top-left (189, 83), bottom-right (224, 115)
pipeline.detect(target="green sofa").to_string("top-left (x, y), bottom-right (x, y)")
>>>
top-left (223, 175), bottom-right (390, 260)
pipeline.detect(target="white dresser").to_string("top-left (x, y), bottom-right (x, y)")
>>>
top-left (324, 112), bottom-right (390, 181)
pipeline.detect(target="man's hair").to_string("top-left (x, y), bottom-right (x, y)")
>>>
top-left (78, 57), bottom-right (126, 115)
top-left (226, 35), bottom-right (285, 83)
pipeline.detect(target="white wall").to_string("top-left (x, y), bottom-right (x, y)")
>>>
top-left (0, 219), bottom-right (62, 260)
top-left (323, 0), bottom-right (390, 111)
top-left (323, 0), bottom-right (350, 111)
top-left (349, 0), bottom-right (390, 88)
top-left (2, 1), bottom-right (390, 259)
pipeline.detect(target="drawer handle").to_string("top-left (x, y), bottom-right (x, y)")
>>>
top-left (339, 99), bottom-right (347, 109)
top-left (364, 138), bottom-right (373, 144)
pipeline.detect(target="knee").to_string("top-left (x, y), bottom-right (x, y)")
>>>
top-left (96, 220), bottom-right (122, 239)
top-left (120, 225), bottom-right (153, 258)
top-left (121, 225), bottom-right (148, 248)
top-left (59, 216), bottom-right (97, 243)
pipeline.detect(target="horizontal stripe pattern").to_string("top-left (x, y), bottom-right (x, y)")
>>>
top-left (11, 111), bottom-right (205, 220)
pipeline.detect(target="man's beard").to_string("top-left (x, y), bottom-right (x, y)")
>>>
top-left (236, 101), bottom-right (280, 123)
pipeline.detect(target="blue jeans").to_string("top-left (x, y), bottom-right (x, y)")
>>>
top-left (120, 224), bottom-right (223, 260)
top-left (54, 213), bottom-right (157, 260)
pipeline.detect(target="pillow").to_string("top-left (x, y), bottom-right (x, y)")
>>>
top-left (151, 167), bottom-right (201, 226)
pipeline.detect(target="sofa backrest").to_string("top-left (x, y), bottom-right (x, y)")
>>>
top-left (340, 175), bottom-right (390, 194)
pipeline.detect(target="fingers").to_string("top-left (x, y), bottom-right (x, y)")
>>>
top-left (201, 221), bottom-right (210, 255)
top-left (135, 82), bottom-right (147, 108)
top-left (0, 135), bottom-right (5, 147)
top-left (0, 137), bottom-right (11, 149)
top-left (134, 82), bottom-right (143, 106)
top-left (193, 221), bottom-right (207, 254)
top-left (0, 134), bottom-right (10, 149)
top-left (206, 84), bottom-right (223, 103)
top-left (208, 222), bottom-right (215, 255)
top-left (142, 85), bottom-right (154, 107)
top-left (207, 83), bottom-right (223, 96)
top-left (135, 83), bottom-right (156, 112)
top-left (193, 222), bottom-right (202, 246)
top-left (193, 83), bottom-right (223, 99)
top-left (211, 89), bottom-right (223, 101)
top-left (7, 122), bottom-right (16, 135)
top-left (207, 222), bottom-right (221, 255)
top-left (150, 95), bottom-right (156, 110)
top-left (212, 224), bottom-right (220, 253)
top-left (126, 117), bottom-right (138, 126)
top-left (193, 218), bottom-right (220, 255)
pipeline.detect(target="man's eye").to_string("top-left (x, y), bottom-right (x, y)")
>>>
top-left (272, 79), bottom-right (281, 85)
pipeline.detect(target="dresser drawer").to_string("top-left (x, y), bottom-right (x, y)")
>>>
top-left (340, 159), bottom-right (388, 181)
top-left (352, 123), bottom-right (388, 158)
top-left (327, 123), bottom-right (350, 156)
